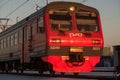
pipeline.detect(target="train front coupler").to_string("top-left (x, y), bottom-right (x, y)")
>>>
top-left (66, 53), bottom-right (85, 67)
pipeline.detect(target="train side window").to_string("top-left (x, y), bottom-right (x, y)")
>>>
top-left (0, 40), bottom-right (1, 49)
top-left (37, 16), bottom-right (44, 33)
top-left (30, 24), bottom-right (34, 36)
top-left (0, 40), bottom-right (3, 49)
top-left (24, 28), bottom-right (28, 41)
top-left (7, 37), bottom-right (10, 47)
top-left (18, 29), bottom-right (22, 43)
top-left (3, 38), bottom-right (6, 48)
top-left (14, 33), bottom-right (18, 45)
top-left (10, 35), bottom-right (14, 46)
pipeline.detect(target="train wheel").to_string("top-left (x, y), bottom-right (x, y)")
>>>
top-left (50, 70), bottom-right (55, 76)
top-left (16, 69), bottom-right (19, 73)
top-left (2, 69), bottom-right (5, 73)
top-left (38, 70), bottom-right (43, 75)
top-left (48, 63), bottom-right (55, 76)
top-left (74, 72), bottom-right (79, 75)
top-left (16, 68), bottom-right (24, 73)
top-left (5, 70), bottom-right (8, 73)
top-left (61, 72), bottom-right (65, 75)
top-left (5, 63), bottom-right (8, 73)
top-left (20, 69), bottom-right (23, 73)
top-left (39, 71), bottom-right (43, 75)
top-left (49, 67), bottom-right (55, 76)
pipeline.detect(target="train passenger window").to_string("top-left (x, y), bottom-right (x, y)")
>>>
top-left (30, 24), bottom-right (34, 36)
top-left (18, 30), bottom-right (22, 43)
top-left (10, 35), bottom-right (14, 46)
top-left (49, 11), bottom-right (72, 31)
top-left (24, 28), bottom-right (28, 41)
top-left (0, 40), bottom-right (1, 49)
top-left (76, 11), bottom-right (99, 32)
top-left (7, 37), bottom-right (10, 47)
top-left (14, 33), bottom-right (18, 45)
top-left (0, 40), bottom-right (3, 49)
top-left (37, 16), bottom-right (44, 33)
top-left (3, 38), bottom-right (6, 48)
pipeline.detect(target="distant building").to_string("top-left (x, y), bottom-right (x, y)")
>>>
top-left (102, 47), bottom-right (111, 56)
top-left (96, 47), bottom-right (114, 67)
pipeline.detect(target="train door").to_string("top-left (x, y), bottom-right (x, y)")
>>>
top-left (36, 15), bottom-right (46, 56)
top-left (22, 26), bottom-right (30, 63)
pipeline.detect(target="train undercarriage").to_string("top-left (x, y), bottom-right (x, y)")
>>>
top-left (0, 55), bottom-right (86, 75)
top-left (0, 57), bottom-right (55, 75)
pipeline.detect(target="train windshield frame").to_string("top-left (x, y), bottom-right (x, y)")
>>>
top-left (49, 10), bottom-right (72, 31)
top-left (76, 11), bottom-right (99, 32)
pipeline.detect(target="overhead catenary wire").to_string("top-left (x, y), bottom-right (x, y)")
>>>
top-left (16, 5), bottom-right (35, 22)
top-left (0, 0), bottom-right (29, 31)
top-left (81, 0), bottom-right (88, 3)
top-left (6, 0), bottom-right (30, 18)
top-left (0, 0), bottom-right (10, 9)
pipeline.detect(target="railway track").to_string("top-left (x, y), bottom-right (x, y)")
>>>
top-left (0, 70), bottom-right (115, 80)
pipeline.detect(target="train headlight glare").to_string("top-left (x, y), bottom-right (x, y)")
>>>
top-left (49, 10), bottom-right (53, 14)
top-left (50, 38), bottom-right (61, 44)
top-left (62, 56), bottom-right (69, 61)
top-left (69, 6), bottom-right (76, 12)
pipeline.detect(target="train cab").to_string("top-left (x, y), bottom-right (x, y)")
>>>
top-left (42, 2), bottom-right (104, 72)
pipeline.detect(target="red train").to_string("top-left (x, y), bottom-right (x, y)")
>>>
top-left (0, 1), bottom-right (104, 75)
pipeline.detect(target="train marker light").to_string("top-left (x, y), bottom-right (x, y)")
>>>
top-left (92, 40), bottom-right (101, 45)
top-left (62, 56), bottom-right (69, 61)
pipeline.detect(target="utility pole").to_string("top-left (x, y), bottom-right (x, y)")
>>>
top-left (36, 4), bottom-right (41, 11)
top-left (0, 18), bottom-right (9, 31)
top-left (46, 0), bottom-right (48, 5)
top-left (81, 0), bottom-right (88, 3)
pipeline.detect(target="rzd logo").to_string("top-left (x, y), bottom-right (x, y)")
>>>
top-left (69, 33), bottom-right (82, 37)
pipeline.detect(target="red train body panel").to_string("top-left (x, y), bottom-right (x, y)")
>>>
top-left (43, 2), bottom-right (103, 72)
top-left (0, 1), bottom-right (103, 74)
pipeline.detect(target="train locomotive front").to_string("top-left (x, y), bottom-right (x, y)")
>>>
top-left (42, 2), bottom-right (104, 73)
top-left (0, 1), bottom-right (104, 74)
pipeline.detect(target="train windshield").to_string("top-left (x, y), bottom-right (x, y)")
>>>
top-left (76, 11), bottom-right (99, 32)
top-left (49, 10), bottom-right (72, 31)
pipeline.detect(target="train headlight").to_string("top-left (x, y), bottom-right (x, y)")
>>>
top-left (50, 38), bottom-right (61, 44)
top-left (69, 6), bottom-right (76, 12)
top-left (92, 40), bottom-right (101, 45)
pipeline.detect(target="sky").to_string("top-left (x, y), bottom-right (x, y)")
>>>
top-left (0, 0), bottom-right (120, 48)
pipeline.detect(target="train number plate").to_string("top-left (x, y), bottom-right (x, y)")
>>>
top-left (70, 47), bottom-right (83, 52)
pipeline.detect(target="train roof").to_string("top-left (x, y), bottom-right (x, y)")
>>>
top-left (0, 1), bottom-right (99, 37)
top-left (45, 1), bottom-right (99, 15)
top-left (0, 7), bottom-right (45, 37)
